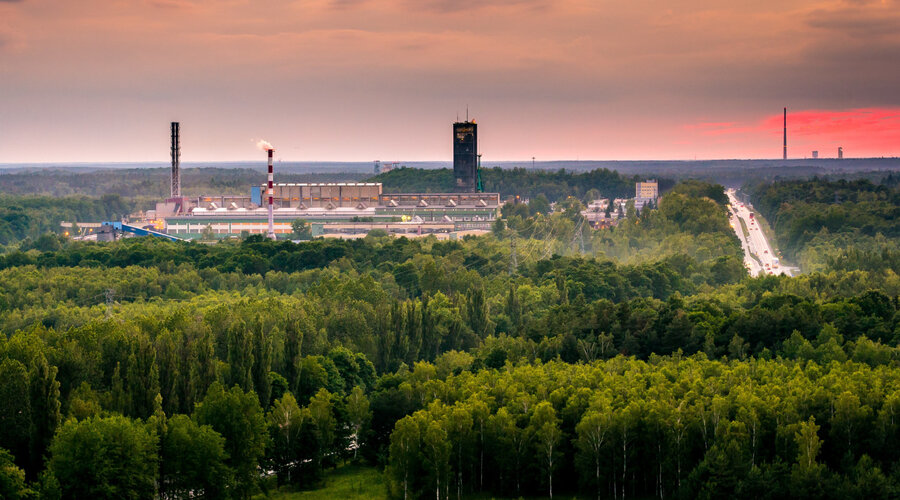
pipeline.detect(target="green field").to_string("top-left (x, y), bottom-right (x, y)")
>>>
top-left (260, 465), bottom-right (388, 500)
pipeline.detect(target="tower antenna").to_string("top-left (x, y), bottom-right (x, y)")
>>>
top-left (783, 107), bottom-right (787, 160)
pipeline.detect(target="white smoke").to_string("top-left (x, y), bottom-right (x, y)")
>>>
top-left (254, 139), bottom-right (274, 151)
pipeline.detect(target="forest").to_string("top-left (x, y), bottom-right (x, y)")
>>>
top-left (0, 175), bottom-right (898, 499)
top-left (748, 176), bottom-right (900, 274)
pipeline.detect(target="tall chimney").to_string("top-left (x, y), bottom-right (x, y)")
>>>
top-left (171, 122), bottom-right (181, 197)
top-left (783, 108), bottom-right (787, 161)
top-left (267, 148), bottom-right (276, 240)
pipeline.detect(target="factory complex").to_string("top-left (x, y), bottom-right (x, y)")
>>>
top-left (149, 119), bottom-right (499, 240)
top-left (162, 185), bottom-right (500, 239)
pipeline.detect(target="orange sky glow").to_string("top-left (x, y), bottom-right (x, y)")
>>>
top-left (1, 0), bottom-right (899, 162)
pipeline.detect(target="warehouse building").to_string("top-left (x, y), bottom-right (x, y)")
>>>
top-left (164, 182), bottom-right (500, 239)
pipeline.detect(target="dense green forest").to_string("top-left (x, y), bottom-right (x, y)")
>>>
top-left (0, 178), bottom-right (899, 499)
top-left (748, 176), bottom-right (900, 274)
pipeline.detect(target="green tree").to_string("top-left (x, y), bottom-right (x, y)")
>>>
top-left (188, 330), bottom-right (218, 410)
top-left (29, 355), bottom-right (60, 476)
top-left (422, 418), bottom-right (451, 500)
top-left (790, 417), bottom-right (827, 499)
top-left (267, 392), bottom-right (304, 484)
top-left (346, 386), bottom-right (371, 460)
top-left (226, 321), bottom-right (253, 392)
top-left (193, 382), bottom-right (267, 499)
top-left (446, 404), bottom-right (473, 499)
top-left (0, 447), bottom-right (33, 500)
top-left (126, 337), bottom-right (161, 420)
top-left (388, 416), bottom-right (420, 500)
top-left (465, 286), bottom-right (491, 339)
top-left (251, 322), bottom-right (273, 407)
top-left (530, 401), bottom-right (562, 498)
top-left (0, 359), bottom-right (31, 471)
top-left (308, 388), bottom-right (336, 473)
top-left (291, 219), bottom-right (312, 240)
top-left (160, 414), bottom-right (230, 499)
top-left (831, 391), bottom-right (871, 458)
top-left (576, 407), bottom-right (611, 499)
top-left (530, 194), bottom-right (551, 215)
top-left (47, 415), bottom-right (158, 500)
top-left (67, 382), bottom-right (102, 421)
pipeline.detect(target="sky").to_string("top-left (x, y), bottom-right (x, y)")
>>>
top-left (1, 0), bottom-right (899, 163)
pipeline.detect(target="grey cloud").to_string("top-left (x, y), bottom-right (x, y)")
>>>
top-left (806, 0), bottom-right (900, 38)
top-left (807, 9), bottom-right (900, 38)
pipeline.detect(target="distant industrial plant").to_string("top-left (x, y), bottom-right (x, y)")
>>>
top-left (122, 120), bottom-right (502, 241)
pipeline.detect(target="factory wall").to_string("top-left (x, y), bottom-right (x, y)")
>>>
top-left (263, 183), bottom-right (382, 208)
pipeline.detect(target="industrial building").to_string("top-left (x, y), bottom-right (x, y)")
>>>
top-left (156, 120), bottom-right (500, 240)
top-left (453, 120), bottom-right (478, 192)
top-left (164, 184), bottom-right (499, 239)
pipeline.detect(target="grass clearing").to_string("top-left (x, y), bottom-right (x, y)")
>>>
top-left (258, 464), bottom-right (388, 500)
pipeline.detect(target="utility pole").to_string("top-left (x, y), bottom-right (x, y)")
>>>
top-left (579, 225), bottom-right (585, 254)
top-left (105, 289), bottom-right (114, 319)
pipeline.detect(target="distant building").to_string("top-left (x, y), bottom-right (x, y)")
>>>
top-left (838, 147), bottom-right (843, 159)
top-left (812, 150), bottom-right (819, 159)
top-left (635, 180), bottom-right (658, 211)
top-left (581, 199), bottom-right (612, 228)
top-left (636, 180), bottom-right (658, 200)
top-left (374, 161), bottom-right (399, 174)
top-left (453, 121), bottom-right (478, 192)
top-left (164, 182), bottom-right (500, 239)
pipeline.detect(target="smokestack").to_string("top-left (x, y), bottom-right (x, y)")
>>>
top-left (783, 107), bottom-right (787, 161)
top-left (171, 122), bottom-right (181, 197)
top-left (267, 148), bottom-right (275, 240)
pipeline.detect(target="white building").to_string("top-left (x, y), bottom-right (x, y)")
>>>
top-left (635, 180), bottom-right (658, 211)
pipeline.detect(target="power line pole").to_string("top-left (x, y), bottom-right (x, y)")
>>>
top-left (579, 224), bottom-right (585, 254)
top-left (105, 289), bottom-right (115, 319)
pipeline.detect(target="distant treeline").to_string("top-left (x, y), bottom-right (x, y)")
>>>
top-left (370, 167), bottom-right (675, 202)
top-left (0, 195), bottom-right (134, 246)
top-left (0, 167), bottom-right (367, 198)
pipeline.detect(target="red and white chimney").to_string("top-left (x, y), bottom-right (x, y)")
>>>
top-left (267, 148), bottom-right (275, 240)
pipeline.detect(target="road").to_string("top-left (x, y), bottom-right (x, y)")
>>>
top-left (726, 189), bottom-right (791, 277)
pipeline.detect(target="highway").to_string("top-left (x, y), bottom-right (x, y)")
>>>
top-left (726, 189), bottom-right (791, 277)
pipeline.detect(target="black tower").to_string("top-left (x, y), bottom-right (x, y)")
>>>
top-left (171, 122), bottom-right (181, 198)
top-left (453, 121), bottom-right (477, 192)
